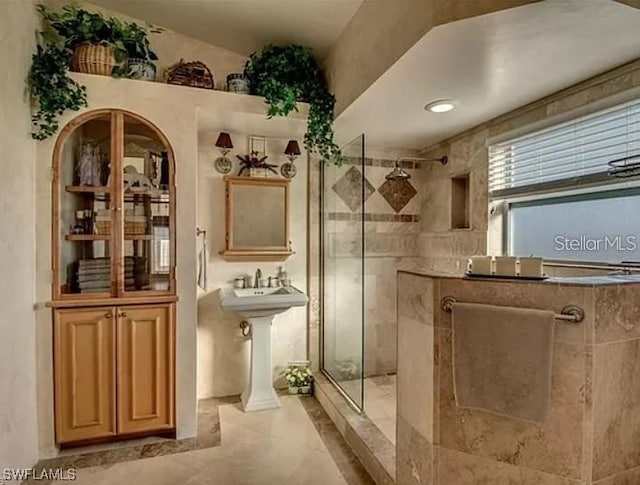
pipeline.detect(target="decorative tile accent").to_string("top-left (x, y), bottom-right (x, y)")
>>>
top-left (342, 156), bottom-right (422, 169)
top-left (332, 166), bottom-right (375, 212)
top-left (377, 178), bottom-right (418, 213)
top-left (327, 212), bottom-right (420, 222)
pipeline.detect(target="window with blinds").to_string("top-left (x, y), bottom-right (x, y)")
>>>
top-left (489, 99), bottom-right (640, 196)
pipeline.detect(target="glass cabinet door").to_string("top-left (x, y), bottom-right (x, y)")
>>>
top-left (57, 112), bottom-right (115, 297)
top-left (54, 110), bottom-right (175, 300)
top-left (118, 113), bottom-right (174, 295)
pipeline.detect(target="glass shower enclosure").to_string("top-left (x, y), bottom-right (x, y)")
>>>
top-left (321, 135), bottom-right (365, 410)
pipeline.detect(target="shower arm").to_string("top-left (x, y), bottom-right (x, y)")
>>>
top-left (394, 155), bottom-right (448, 166)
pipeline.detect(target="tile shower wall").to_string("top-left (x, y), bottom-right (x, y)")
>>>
top-left (419, 58), bottom-right (640, 276)
top-left (324, 152), bottom-right (423, 377)
top-left (396, 271), bottom-right (640, 484)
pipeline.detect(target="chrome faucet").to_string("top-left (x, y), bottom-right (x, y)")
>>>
top-left (254, 268), bottom-right (262, 288)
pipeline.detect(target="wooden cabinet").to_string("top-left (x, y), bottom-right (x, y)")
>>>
top-left (117, 305), bottom-right (174, 434)
top-left (53, 304), bottom-right (174, 444)
top-left (54, 308), bottom-right (116, 443)
top-left (50, 109), bottom-right (178, 446)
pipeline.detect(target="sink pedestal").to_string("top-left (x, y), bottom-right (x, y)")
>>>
top-left (218, 285), bottom-right (308, 412)
top-left (241, 315), bottom-right (280, 412)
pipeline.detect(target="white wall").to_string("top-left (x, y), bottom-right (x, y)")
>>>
top-left (197, 134), bottom-right (308, 398)
top-left (0, 0), bottom-right (40, 470)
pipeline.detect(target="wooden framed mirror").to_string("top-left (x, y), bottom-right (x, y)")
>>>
top-left (221, 176), bottom-right (292, 261)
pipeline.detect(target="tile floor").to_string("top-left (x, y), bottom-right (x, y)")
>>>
top-left (364, 375), bottom-right (397, 445)
top-left (41, 396), bottom-right (374, 485)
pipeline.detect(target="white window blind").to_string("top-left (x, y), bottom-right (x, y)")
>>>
top-left (489, 99), bottom-right (640, 194)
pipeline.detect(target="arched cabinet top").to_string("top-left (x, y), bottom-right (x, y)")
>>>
top-left (51, 108), bottom-right (177, 303)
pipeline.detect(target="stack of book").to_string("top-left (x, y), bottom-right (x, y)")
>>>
top-left (73, 257), bottom-right (143, 293)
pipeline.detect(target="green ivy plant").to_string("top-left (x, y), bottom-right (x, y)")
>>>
top-left (115, 18), bottom-right (162, 64)
top-left (37, 4), bottom-right (161, 70)
top-left (29, 39), bottom-right (87, 140)
top-left (30, 4), bottom-right (161, 139)
top-left (243, 45), bottom-right (342, 164)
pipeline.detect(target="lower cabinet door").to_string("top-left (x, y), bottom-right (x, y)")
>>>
top-left (54, 307), bottom-right (116, 443)
top-left (116, 304), bottom-right (175, 434)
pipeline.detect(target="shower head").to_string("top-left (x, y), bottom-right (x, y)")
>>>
top-left (384, 155), bottom-right (448, 181)
top-left (385, 162), bottom-right (411, 181)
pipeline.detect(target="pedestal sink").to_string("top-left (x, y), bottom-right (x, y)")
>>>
top-left (219, 286), bottom-right (308, 412)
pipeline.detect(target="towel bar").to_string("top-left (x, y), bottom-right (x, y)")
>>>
top-left (440, 296), bottom-right (584, 324)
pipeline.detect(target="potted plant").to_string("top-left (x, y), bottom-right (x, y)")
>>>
top-left (118, 20), bottom-right (162, 81)
top-left (285, 365), bottom-right (313, 395)
top-left (30, 4), bottom-right (162, 139)
top-left (29, 35), bottom-right (88, 140)
top-left (37, 4), bottom-right (160, 79)
top-left (236, 151), bottom-right (278, 177)
top-left (243, 45), bottom-right (342, 164)
top-left (37, 4), bottom-right (123, 76)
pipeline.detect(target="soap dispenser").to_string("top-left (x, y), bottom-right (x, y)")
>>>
top-left (278, 266), bottom-right (290, 287)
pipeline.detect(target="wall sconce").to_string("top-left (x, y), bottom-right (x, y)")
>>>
top-left (281, 140), bottom-right (301, 179)
top-left (214, 132), bottom-right (234, 174)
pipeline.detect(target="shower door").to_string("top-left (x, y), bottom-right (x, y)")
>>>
top-left (321, 135), bottom-right (365, 410)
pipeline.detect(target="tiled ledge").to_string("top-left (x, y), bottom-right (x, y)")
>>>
top-left (314, 373), bottom-right (396, 484)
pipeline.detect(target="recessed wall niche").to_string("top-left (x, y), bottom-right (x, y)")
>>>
top-left (451, 173), bottom-right (470, 229)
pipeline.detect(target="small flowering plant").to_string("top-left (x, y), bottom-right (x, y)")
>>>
top-left (285, 365), bottom-right (313, 387)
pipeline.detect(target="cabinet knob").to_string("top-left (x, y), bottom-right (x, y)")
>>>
top-left (120, 311), bottom-right (127, 318)
top-left (104, 312), bottom-right (113, 318)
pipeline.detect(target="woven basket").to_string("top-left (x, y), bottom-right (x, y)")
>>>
top-left (125, 220), bottom-right (147, 235)
top-left (95, 221), bottom-right (146, 235)
top-left (71, 43), bottom-right (117, 76)
top-left (166, 59), bottom-right (214, 89)
top-left (95, 220), bottom-right (111, 235)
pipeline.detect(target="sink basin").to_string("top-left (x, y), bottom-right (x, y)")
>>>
top-left (220, 285), bottom-right (308, 317)
top-left (218, 285), bottom-right (308, 412)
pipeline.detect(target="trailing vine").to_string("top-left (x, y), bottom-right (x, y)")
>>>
top-left (29, 40), bottom-right (87, 140)
top-left (244, 45), bottom-right (342, 164)
top-left (29, 4), bottom-right (161, 140)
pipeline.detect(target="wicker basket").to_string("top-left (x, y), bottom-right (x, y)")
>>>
top-left (94, 219), bottom-right (147, 235)
top-left (71, 43), bottom-right (117, 76)
top-left (166, 59), bottom-right (214, 89)
top-left (125, 219), bottom-right (147, 235)
top-left (95, 220), bottom-right (111, 235)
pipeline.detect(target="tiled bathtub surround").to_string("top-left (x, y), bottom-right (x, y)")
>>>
top-left (396, 270), bottom-right (640, 485)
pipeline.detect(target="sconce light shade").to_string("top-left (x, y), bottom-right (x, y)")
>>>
top-left (284, 140), bottom-right (301, 157)
top-left (214, 132), bottom-right (233, 174)
top-left (215, 132), bottom-right (233, 150)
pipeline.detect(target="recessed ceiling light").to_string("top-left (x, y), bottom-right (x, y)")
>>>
top-left (425, 99), bottom-right (456, 113)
